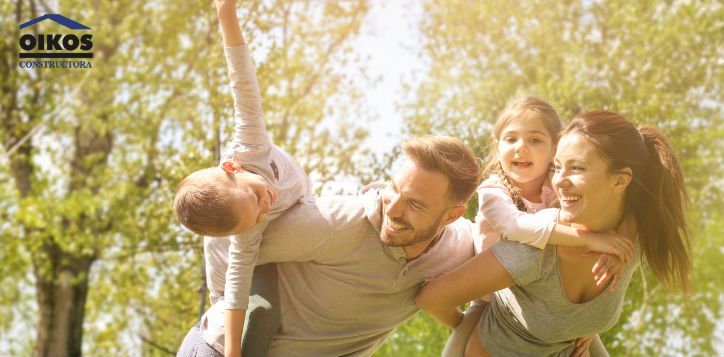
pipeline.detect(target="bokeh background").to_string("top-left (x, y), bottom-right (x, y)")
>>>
top-left (1, 0), bottom-right (723, 356)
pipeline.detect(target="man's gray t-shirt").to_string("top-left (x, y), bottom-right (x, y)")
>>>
top-left (478, 239), bottom-right (640, 356)
top-left (252, 190), bottom-right (476, 357)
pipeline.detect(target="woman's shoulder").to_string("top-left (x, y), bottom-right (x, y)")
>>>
top-left (489, 239), bottom-right (555, 286)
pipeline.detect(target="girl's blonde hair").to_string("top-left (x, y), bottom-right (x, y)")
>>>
top-left (482, 97), bottom-right (562, 211)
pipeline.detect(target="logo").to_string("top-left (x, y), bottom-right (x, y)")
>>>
top-left (18, 14), bottom-right (93, 69)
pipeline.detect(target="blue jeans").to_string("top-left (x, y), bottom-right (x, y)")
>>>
top-left (177, 263), bottom-right (280, 357)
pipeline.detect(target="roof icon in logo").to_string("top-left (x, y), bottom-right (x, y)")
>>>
top-left (19, 14), bottom-right (91, 30)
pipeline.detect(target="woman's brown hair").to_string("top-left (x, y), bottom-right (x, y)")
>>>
top-left (564, 110), bottom-right (691, 292)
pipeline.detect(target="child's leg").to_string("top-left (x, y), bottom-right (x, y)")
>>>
top-left (177, 322), bottom-right (223, 357)
top-left (442, 300), bottom-right (486, 357)
top-left (241, 263), bottom-right (280, 357)
top-left (589, 335), bottom-right (610, 357)
top-left (464, 323), bottom-right (491, 357)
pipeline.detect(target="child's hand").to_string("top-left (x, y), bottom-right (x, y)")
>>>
top-left (358, 181), bottom-right (387, 195)
top-left (215, 0), bottom-right (237, 7)
top-left (584, 232), bottom-right (634, 266)
top-left (572, 335), bottom-right (594, 357)
top-left (590, 253), bottom-right (624, 290)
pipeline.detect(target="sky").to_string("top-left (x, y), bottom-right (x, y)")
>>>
top-left (353, 0), bottom-right (424, 156)
top-left (319, 0), bottom-right (425, 195)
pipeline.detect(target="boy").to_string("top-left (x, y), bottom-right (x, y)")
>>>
top-left (174, 1), bottom-right (310, 356)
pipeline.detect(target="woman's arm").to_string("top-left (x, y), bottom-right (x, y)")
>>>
top-left (416, 249), bottom-right (515, 328)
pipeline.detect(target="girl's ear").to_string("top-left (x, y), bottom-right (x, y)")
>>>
top-left (613, 167), bottom-right (633, 191)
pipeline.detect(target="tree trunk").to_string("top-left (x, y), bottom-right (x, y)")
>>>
top-left (33, 244), bottom-right (95, 357)
top-left (31, 121), bottom-right (111, 357)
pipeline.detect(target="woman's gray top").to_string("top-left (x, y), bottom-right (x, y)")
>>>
top-left (478, 238), bottom-right (640, 356)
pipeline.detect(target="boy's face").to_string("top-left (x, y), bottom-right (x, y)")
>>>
top-left (228, 171), bottom-right (277, 235)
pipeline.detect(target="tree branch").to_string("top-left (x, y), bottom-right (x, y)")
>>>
top-left (277, 0), bottom-right (366, 141)
top-left (99, 240), bottom-right (199, 261)
top-left (139, 334), bottom-right (176, 356)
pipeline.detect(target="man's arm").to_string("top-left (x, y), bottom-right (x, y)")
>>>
top-left (415, 249), bottom-right (515, 328)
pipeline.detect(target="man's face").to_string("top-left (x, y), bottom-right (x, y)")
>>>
top-left (380, 160), bottom-right (457, 250)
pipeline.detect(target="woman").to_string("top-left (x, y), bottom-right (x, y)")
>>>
top-left (416, 110), bottom-right (691, 356)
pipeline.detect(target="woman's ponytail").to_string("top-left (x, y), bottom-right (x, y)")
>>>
top-left (637, 126), bottom-right (691, 292)
top-left (564, 111), bottom-right (692, 293)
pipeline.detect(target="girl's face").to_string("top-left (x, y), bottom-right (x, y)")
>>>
top-left (552, 133), bottom-right (619, 228)
top-left (497, 112), bottom-right (556, 186)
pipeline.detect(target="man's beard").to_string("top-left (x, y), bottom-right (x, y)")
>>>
top-left (380, 213), bottom-right (446, 248)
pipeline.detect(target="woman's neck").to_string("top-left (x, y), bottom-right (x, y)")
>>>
top-left (571, 199), bottom-right (625, 234)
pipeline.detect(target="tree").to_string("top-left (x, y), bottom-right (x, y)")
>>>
top-left (374, 0), bottom-right (724, 355)
top-left (0, 0), bottom-right (371, 355)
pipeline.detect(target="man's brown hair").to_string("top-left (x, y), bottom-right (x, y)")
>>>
top-left (402, 135), bottom-right (481, 204)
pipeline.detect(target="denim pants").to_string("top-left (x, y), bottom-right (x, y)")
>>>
top-left (177, 263), bottom-right (280, 357)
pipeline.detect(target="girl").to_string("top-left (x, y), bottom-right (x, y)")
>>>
top-left (477, 97), bottom-right (633, 283)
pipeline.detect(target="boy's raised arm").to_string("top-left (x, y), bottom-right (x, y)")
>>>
top-left (214, 4), bottom-right (249, 357)
top-left (216, 0), bottom-right (244, 46)
top-left (216, 0), bottom-right (270, 169)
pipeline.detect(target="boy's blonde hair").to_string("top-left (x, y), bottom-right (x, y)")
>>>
top-left (402, 135), bottom-right (480, 204)
top-left (174, 168), bottom-right (240, 237)
top-left (482, 96), bottom-right (562, 210)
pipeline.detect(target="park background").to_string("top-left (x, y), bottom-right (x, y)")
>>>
top-left (1, 0), bottom-right (723, 356)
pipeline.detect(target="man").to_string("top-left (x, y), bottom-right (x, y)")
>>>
top-left (178, 135), bottom-right (481, 357)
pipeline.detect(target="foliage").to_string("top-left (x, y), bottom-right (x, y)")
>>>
top-left (1, 0), bottom-right (722, 356)
top-left (376, 0), bottom-right (724, 356)
top-left (374, 312), bottom-right (450, 357)
top-left (1, 0), bottom-right (371, 355)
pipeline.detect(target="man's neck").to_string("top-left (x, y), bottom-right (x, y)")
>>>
top-left (403, 229), bottom-right (445, 261)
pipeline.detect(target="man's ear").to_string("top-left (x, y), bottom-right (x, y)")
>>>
top-left (613, 167), bottom-right (633, 191)
top-left (444, 204), bottom-right (467, 225)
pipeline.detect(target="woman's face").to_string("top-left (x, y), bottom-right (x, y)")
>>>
top-left (552, 133), bottom-right (619, 228)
